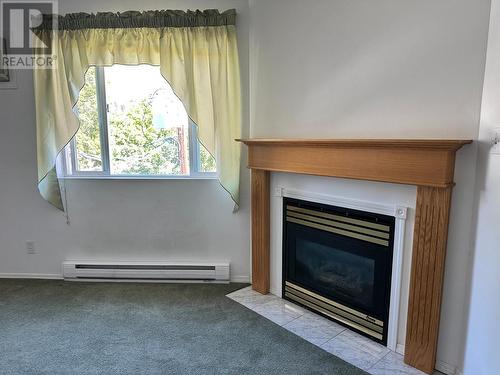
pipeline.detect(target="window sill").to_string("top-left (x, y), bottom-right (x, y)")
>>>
top-left (59, 174), bottom-right (218, 181)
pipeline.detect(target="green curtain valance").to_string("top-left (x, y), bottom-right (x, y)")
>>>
top-left (37, 9), bottom-right (236, 30)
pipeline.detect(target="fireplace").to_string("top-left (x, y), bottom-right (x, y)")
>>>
top-left (283, 197), bottom-right (395, 344)
top-left (239, 139), bottom-right (470, 373)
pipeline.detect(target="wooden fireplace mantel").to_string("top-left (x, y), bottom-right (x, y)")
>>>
top-left (237, 138), bottom-right (471, 374)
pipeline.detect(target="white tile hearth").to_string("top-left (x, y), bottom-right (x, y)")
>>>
top-left (283, 311), bottom-right (345, 346)
top-left (252, 298), bottom-right (306, 326)
top-left (321, 329), bottom-right (390, 370)
top-left (368, 351), bottom-right (428, 375)
top-left (226, 285), bottom-right (276, 308)
top-left (227, 286), bottom-right (437, 375)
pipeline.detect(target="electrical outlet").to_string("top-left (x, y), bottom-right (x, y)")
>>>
top-left (26, 241), bottom-right (35, 254)
top-left (491, 127), bottom-right (500, 155)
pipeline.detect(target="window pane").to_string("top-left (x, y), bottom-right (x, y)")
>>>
top-left (104, 65), bottom-right (190, 175)
top-left (199, 144), bottom-right (216, 173)
top-left (74, 67), bottom-right (102, 171)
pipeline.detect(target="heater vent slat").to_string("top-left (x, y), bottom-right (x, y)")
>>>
top-left (75, 265), bottom-right (215, 271)
top-left (63, 262), bottom-right (229, 282)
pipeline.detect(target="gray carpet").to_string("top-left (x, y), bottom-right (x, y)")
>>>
top-left (0, 280), bottom-right (367, 375)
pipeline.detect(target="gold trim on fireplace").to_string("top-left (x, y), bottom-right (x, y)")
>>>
top-left (287, 211), bottom-right (390, 239)
top-left (285, 282), bottom-right (384, 341)
top-left (285, 281), bottom-right (384, 326)
top-left (287, 205), bottom-right (390, 232)
top-left (286, 216), bottom-right (389, 246)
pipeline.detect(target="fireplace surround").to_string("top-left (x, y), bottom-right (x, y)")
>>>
top-left (237, 138), bottom-right (471, 374)
top-left (283, 197), bottom-right (395, 344)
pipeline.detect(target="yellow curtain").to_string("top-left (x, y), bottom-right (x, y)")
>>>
top-left (34, 10), bottom-right (241, 210)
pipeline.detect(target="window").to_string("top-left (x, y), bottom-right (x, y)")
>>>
top-left (63, 65), bottom-right (216, 178)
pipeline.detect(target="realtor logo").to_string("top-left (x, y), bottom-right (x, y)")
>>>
top-left (1, 0), bottom-right (57, 69)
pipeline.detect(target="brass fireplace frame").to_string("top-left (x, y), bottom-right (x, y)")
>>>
top-left (283, 199), bottom-right (394, 343)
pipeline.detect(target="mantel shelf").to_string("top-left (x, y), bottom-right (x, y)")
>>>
top-left (236, 138), bottom-right (471, 188)
top-left (238, 137), bottom-right (471, 374)
top-left (237, 138), bottom-right (471, 150)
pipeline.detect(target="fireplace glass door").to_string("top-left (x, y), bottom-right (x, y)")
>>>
top-left (283, 198), bottom-right (395, 344)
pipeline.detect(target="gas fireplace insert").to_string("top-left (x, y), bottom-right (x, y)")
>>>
top-left (283, 197), bottom-right (395, 344)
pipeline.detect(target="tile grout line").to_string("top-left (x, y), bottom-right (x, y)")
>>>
top-left (367, 350), bottom-right (391, 372)
top-left (319, 327), bottom-right (346, 348)
top-left (279, 313), bottom-right (303, 327)
top-left (281, 315), bottom-right (347, 346)
top-left (253, 297), bottom-right (306, 326)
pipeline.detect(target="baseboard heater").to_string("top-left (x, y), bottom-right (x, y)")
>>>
top-left (62, 261), bottom-right (230, 282)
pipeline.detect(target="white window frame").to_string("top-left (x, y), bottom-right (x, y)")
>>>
top-left (62, 66), bottom-right (217, 180)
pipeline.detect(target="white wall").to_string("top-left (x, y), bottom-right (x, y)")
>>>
top-left (0, 0), bottom-right (251, 281)
top-left (249, 0), bottom-right (491, 371)
top-left (463, 0), bottom-right (500, 374)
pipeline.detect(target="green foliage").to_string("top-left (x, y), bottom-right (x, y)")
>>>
top-left (199, 146), bottom-right (216, 172)
top-left (108, 96), bottom-right (183, 175)
top-left (75, 68), bottom-right (102, 171)
top-left (74, 67), bottom-right (216, 175)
